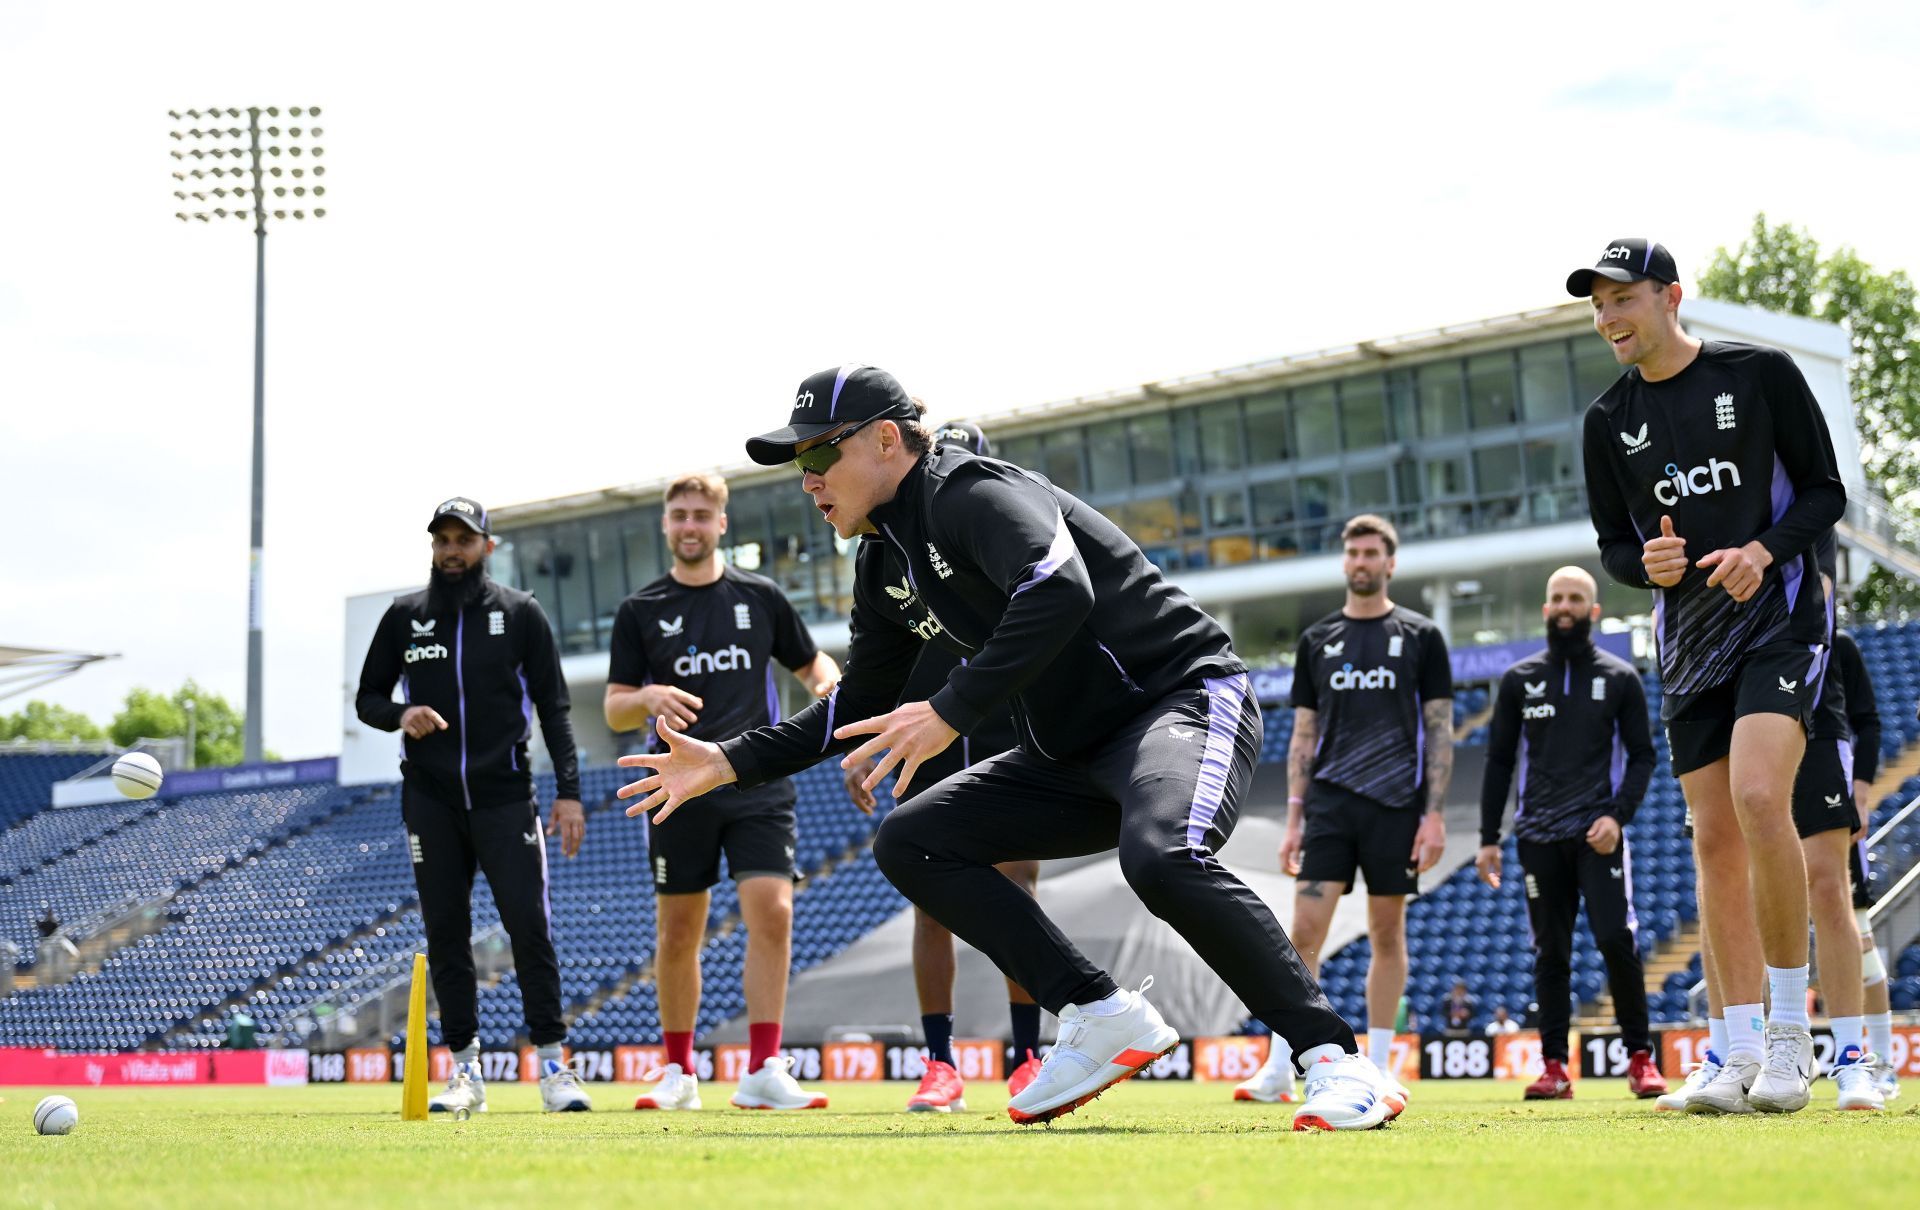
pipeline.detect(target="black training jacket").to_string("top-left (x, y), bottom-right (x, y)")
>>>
top-left (356, 577), bottom-right (580, 807)
top-left (1583, 340), bottom-right (1845, 697)
top-left (1480, 638), bottom-right (1654, 846)
top-left (720, 447), bottom-right (1243, 785)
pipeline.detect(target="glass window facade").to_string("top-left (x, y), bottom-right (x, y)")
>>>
top-left (496, 330), bottom-right (1610, 644)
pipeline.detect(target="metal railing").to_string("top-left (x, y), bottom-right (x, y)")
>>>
top-left (1838, 490), bottom-right (1920, 584)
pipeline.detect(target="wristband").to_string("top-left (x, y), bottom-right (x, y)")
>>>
top-left (1287, 796), bottom-right (1305, 806)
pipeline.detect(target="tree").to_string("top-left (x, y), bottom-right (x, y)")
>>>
top-left (0, 701), bottom-right (105, 743)
top-left (110, 680), bottom-right (248, 768)
top-left (1698, 213), bottom-right (1920, 615)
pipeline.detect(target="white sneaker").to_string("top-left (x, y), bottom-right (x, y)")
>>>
top-left (731, 1056), bottom-right (828, 1110)
top-left (1232, 1050), bottom-right (1296, 1103)
top-left (1747, 1024), bottom-right (1814, 1113)
top-left (1831, 1046), bottom-right (1886, 1112)
top-left (1292, 1054), bottom-right (1392, 1131)
top-left (632, 1063), bottom-right (701, 1111)
top-left (1686, 1053), bottom-right (1758, 1115)
top-left (1372, 1056), bottom-right (1411, 1120)
top-left (1871, 1057), bottom-right (1900, 1102)
top-left (428, 1061), bottom-right (487, 1114)
top-left (539, 1058), bottom-right (592, 1112)
top-left (1655, 1051), bottom-right (1721, 1112)
top-left (1006, 977), bottom-right (1179, 1125)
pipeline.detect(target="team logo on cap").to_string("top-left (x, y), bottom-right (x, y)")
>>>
top-left (440, 499), bottom-right (476, 515)
top-left (1603, 245), bottom-right (1633, 261)
top-left (795, 389), bottom-right (816, 411)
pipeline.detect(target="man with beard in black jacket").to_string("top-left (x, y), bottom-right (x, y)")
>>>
top-left (616, 365), bottom-right (1394, 1133)
top-left (357, 496), bottom-right (590, 1115)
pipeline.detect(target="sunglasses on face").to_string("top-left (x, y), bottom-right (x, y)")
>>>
top-left (791, 409), bottom-right (906, 476)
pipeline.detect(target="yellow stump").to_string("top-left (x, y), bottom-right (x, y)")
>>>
top-left (401, 952), bottom-right (430, 1120)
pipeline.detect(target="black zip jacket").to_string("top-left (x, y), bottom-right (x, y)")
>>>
top-left (1480, 637), bottom-right (1654, 846)
top-left (1583, 340), bottom-right (1845, 696)
top-left (719, 447), bottom-right (1243, 785)
top-left (356, 577), bottom-right (580, 807)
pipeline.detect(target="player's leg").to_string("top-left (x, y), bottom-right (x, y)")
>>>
top-left (1363, 893), bottom-right (1408, 1072)
top-left (1679, 758), bottom-right (1770, 1113)
top-left (402, 784), bottom-right (485, 1112)
top-left (1573, 835), bottom-right (1662, 1098)
top-left (642, 789), bottom-right (728, 1109)
top-left (1090, 674), bottom-right (1383, 1130)
top-left (904, 905), bottom-right (969, 1111)
top-left (1518, 838), bottom-right (1580, 1098)
top-left (469, 797), bottom-right (589, 1111)
top-left (994, 860), bottom-right (1044, 1090)
top-left (1854, 838), bottom-right (1898, 1097)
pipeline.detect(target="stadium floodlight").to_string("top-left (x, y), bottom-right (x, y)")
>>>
top-left (168, 105), bottom-right (330, 765)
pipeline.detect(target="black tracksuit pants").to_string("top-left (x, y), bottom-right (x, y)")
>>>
top-left (872, 674), bottom-right (1354, 1062)
top-left (403, 785), bottom-right (566, 1051)
top-left (1518, 835), bottom-right (1650, 1061)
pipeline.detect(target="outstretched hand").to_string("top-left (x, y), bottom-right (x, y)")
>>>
top-left (835, 701), bottom-right (959, 802)
top-left (616, 716), bottom-right (737, 824)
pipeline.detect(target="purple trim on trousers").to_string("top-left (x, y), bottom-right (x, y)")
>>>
top-left (1011, 510), bottom-right (1078, 598)
top-left (1621, 836), bottom-right (1638, 937)
top-left (1185, 673), bottom-right (1250, 854)
top-left (536, 809), bottom-right (555, 942)
top-left (454, 612), bottom-right (473, 811)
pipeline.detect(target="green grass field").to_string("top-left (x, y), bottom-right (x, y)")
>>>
top-left (3, 1079), bottom-right (1917, 1209)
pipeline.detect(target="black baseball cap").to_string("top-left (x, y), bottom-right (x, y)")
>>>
top-left (932, 419), bottom-right (991, 458)
top-left (429, 496), bottom-right (490, 536)
top-left (1565, 238), bottom-right (1678, 297)
top-left (745, 364), bottom-right (915, 466)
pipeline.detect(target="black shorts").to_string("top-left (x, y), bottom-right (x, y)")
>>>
top-left (646, 781), bottom-right (797, 894)
top-left (1298, 781), bottom-right (1420, 897)
top-left (1663, 638), bottom-right (1826, 777)
top-left (1791, 734), bottom-right (1857, 839)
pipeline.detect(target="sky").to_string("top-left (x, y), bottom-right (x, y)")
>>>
top-left (3, 0), bottom-right (1918, 760)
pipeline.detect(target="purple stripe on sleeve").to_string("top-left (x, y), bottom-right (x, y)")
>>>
top-left (1010, 511), bottom-right (1078, 597)
top-left (1184, 673), bottom-right (1250, 854)
top-left (1515, 740), bottom-right (1530, 820)
top-left (454, 612), bottom-right (473, 811)
top-left (1413, 692), bottom-right (1425, 790)
top-left (765, 663), bottom-right (781, 725)
top-left (1610, 720), bottom-right (1627, 795)
top-left (1771, 456), bottom-right (1804, 612)
top-left (1838, 737), bottom-right (1853, 787)
top-left (516, 667), bottom-right (534, 743)
top-left (819, 687), bottom-right (839, 752)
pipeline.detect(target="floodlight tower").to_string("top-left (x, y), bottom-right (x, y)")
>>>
top-left (169, 106), bottom-right (327, 764)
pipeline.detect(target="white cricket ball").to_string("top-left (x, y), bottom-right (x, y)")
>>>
top-left (34, 1095), bottom-right (78, 1135)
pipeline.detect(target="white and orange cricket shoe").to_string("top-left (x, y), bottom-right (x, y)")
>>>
top-left (906, 1059), bottom-right (967, 1113)
top-left (632, 1063), bottom-right (701, 1111)
top-left (1007, 1050), bottom-right (1043, 1100)
top-left (1231, 1051), bottom-right (1298, 1103)
top-left (1292, 1054), bottom-right (1392, 1132)
top-left (731, 1056), bottom-right (829, 1110)
top-left (1006, 977), bottom-right (1179, 1125)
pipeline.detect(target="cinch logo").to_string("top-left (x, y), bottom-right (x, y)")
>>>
top-left (906, 614), bottom-right (943, 642)
top-left (405, 642), bottom-right (449, 664)
top-left (673, 644), bottom-right (753, 676)
top-left (1602, 245), bottom-right (1633, 261)
top-left (1329, 663), bottom-right (1397, 691)
top-left (1522, 703), bottom-right (1557, 720)
top-left (1653, 458), bottom-right (1742, 507)
top-left (794, 389), bottom-right (816, 411)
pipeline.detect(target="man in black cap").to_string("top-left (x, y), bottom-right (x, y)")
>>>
top-left (618, 365), bottom-right (1395, 1132)
top-left (838, 416), bottom-right (1044, 1113)
top-left (1573, 240), bottom-right (1846, 1114)
top-left (356, 496), bottom-right (591, 1114)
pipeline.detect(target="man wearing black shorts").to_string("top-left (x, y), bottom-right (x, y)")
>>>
top-left (1255, 513), bottom-right (1452, 1109)
top-left (1575, 238), bottom-right (1845, 1113)
top-left (619, 365), bottom-right (1394, 1131)
top-left (1476, 566), bottom-right (1662, 1100)
top-left (604, 472), bottom-right (840, 1112)
top-left (839, 418), bottom-right (1042, 1113)
top-left (356, 496), bottom-right (591, 1114)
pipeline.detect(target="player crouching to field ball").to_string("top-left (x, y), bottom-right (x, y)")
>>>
top-left (619, 364), bottom-right (1395, 1130)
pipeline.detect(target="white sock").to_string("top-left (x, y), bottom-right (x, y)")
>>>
top-left (1707, 1015), bottom-right (1729, 1058)
top-left (1297, 1043), bottom-right (1346, 1070)
top-left (537, 1043), bottom-right (565, 1068)
top-left (1766, 966), bottom-right (1811, 1029)
top-left (1725, 1003), bottom-right (1765, 1062)
top-left (1367, 1027), bottom-right (1395, 1069)
top-left (1829, 1016), bottom-right (1865, 1058)
top-left (1081, 987), bottom-right (1130, 1017)
top-left (1867, 1012), bottom-right (1894, 1061)
top-left (453, 1042), bottom-right (480, 1074)
top-left (1266, 1037), bottom-right (1294, 1074)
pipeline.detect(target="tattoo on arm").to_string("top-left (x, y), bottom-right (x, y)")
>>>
top-left (1288, 708), bottom-right (1319, 801)
top-left (1297, 880), bottom-right (1326, 899)
top-left (1422, 698), bottom-right (1454, 815)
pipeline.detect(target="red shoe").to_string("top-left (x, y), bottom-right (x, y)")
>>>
top-left (1524, 1058), bottom-right (1573, 1100)
top-left (1626, 1049), bottom-right (1668, 1099)
top-left (906, 1059), bottom-right (967, 1113)
top-left (1006, 1050), bottom-right (1043, 1100)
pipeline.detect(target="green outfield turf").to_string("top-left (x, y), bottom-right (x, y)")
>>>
top-left (2, 1079), bottom-right (1916, 1209)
